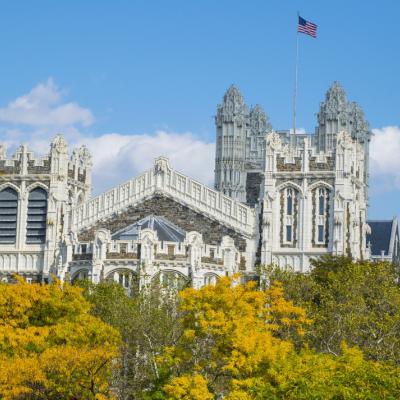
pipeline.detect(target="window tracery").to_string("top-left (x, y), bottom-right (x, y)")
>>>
top-left (280, 187), bottom-right (299, 247)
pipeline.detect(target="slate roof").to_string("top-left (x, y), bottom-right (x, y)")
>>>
top-left (367, 220), bottom-right (394, 256)
top-left (111, 215), bottom-right (186, 242)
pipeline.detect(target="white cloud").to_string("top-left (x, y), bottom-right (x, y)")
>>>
top-left (81, 131), bottom-right (215, 194)
top-left (370, 126), bottom-right (400, 190)
top-left (288, 127), bottom-right (306, 135)
top-left (0, 78), bottom-right (93, 127)
top-left (0, 79), bottom-right (215, 195)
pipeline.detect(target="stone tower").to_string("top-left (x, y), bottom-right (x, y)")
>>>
top-left (215, 86), bottom-right (272, 206)
top-left (214, 85), bottom-right (249, 203)
top-left (316, 82), bottom-right (371, 191)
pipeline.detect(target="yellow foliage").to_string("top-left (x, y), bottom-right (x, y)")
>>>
top-left (161, 276), bottom-right (310, 397)
top-left (0, 277), bottom-right (120, 399)
top-left (163, 374), bottom-right (214, 400)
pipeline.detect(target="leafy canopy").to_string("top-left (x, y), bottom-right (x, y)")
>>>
top-left (0, 277), bottom-right (120, 400)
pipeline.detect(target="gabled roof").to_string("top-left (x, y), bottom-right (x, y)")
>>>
top-left (367, 218), bottom-right (398, 257)
top-left (111, 215), bottom-right (186, 242)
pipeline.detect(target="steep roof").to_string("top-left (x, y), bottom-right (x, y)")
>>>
top-left (367, 219), bottom-right (396, 256)
top-left (111, 214), bottom-right (186, 242)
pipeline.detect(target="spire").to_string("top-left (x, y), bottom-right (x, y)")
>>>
top-left (250, 104), bottom-right (272, 135)
top-left (318, 81), bottom-right (348, 123)
top-left (316, 81), bottom-right (371, 154)
top-left (325, 81), bottom-right (347, 105)
top-left (216, 85), bottom-right (249, 126)
top-left (223, 84), bottom-right (244, 106)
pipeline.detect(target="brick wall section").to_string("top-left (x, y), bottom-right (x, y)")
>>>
top-left (77, 195), bottom-right (247, 251)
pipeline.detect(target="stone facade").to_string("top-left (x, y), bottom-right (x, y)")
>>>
top-left (216, 83), bottom-right (371, 272)
top-left (0, 81), bottom-right (382, 290)
top-left (77, 194), bottom-right (247, 251)
top-left (0, 136), bottom-right (92, 283)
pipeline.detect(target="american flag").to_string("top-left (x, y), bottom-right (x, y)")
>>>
top-left (297, 16), bottom-right (317, 38)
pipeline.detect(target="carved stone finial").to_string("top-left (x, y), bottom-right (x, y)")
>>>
top-left (154, 156), bottom-right (171, 174)
top-left (51, 134), bottom-right (68, 155)
top-left (250, 105), bottom-right (272, 135)
top-left (71, 145), bottom-right (92, 167)
top-left (266, 132), bottom-right (282, 151)
top-left (216, 84), bottom-right (249, 125)
top-left (337, 131), bottom-right (353, 149)
top-left (78, 145), bottom-right (92, 167)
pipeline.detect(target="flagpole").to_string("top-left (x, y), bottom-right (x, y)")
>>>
top-left (293, 12), bottom-right (299, 135)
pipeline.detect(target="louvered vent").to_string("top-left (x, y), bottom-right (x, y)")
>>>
top-left (0, 188), bottom-right (18, 244)
top-left (26, 188), bottom-right (47, 244)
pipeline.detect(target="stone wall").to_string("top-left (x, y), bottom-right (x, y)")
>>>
top-left (77, 195), bottom-right (247, 251)
top-left (246, 172), bottom-right (263, 207)
top-left (309, 156), bottom-right (335, 171)
top-left (277, 156), bottom-right (302, 172)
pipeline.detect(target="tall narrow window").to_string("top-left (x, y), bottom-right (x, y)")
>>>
top-left (26, 188), bottom-right (47, 244)
top-left (318, 188), bottom-right (325, 215)
top-left (281, 187), bottom-right (298, 247)
top-left (0, 188), bottom-right (18, 244)
top-left (287, 189), bottom-right (293, 215)
top-left (286, 225), bottom-right (292, 242)
top-left (318, 225), bottom-right (324, 242)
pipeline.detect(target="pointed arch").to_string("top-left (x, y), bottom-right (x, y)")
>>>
top-left (0, 183), bottom-right (21, 195)
top-left (26, 187), bottom-right (48, 244)
top-left (308, 180), bottom-right (334, 192)
top-left (276, 181), bottom-right (304, 198)
top-left (0, 186), bottom-right (19, 244)
top-left (26, 182), bottom-right (49, 193)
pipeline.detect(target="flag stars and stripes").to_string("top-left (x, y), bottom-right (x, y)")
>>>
top-left (298, 16), bottom-right (317, 38)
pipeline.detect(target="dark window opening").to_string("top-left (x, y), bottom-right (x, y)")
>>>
top-left (0, 188), bottom-right (18, 244)
top-left (287, 195), bottom-right (293, 215)
top-left (319, 194), bottom-right (325, 216)
top-left (318, 225), bottom-right (324, 242)
top-left (26, 188), bottom-right (47, 244)
top-left (286, 225), bottom-right (292, 242)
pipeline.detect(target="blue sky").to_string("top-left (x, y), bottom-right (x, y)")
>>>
top-left (0, 0), bottom-right (399, 219)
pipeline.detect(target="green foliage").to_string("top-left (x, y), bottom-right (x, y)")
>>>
top-left (262, 256), bottom-right (400, 362)
top-left (233, 345), bottom-right (400, 399)
top-left (79, 280), bottom-right (182, 399)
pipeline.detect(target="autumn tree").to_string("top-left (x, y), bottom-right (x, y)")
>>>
top-left (151, 273), bottom-right (400, 400)
top-left (79, 280), bottom-right (182, 399)
top-left (263, 256), bottom-right (400, 362)
top-left (0, 277), bottom-right (120, 400)
top-left (151, 275), bottom-right (309, 399)
top-left (228, 345), bottom-right (400, 399)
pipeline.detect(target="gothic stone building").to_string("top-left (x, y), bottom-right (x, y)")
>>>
top-left (0, 82), bottom-right (395, 290)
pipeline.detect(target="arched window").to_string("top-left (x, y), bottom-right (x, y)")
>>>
top-left (312, 187), bottom-right (330, 247)
top-left (154, 271), bottom-right (187, 291)
top-left (204, 274), bottom-right (218, 286)
top-left (280, 187), bottom-right (298, 247)
top-left (0, 188), bottom-right (18, 244)
top-left (26, 188), bottom-right (47, 244)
